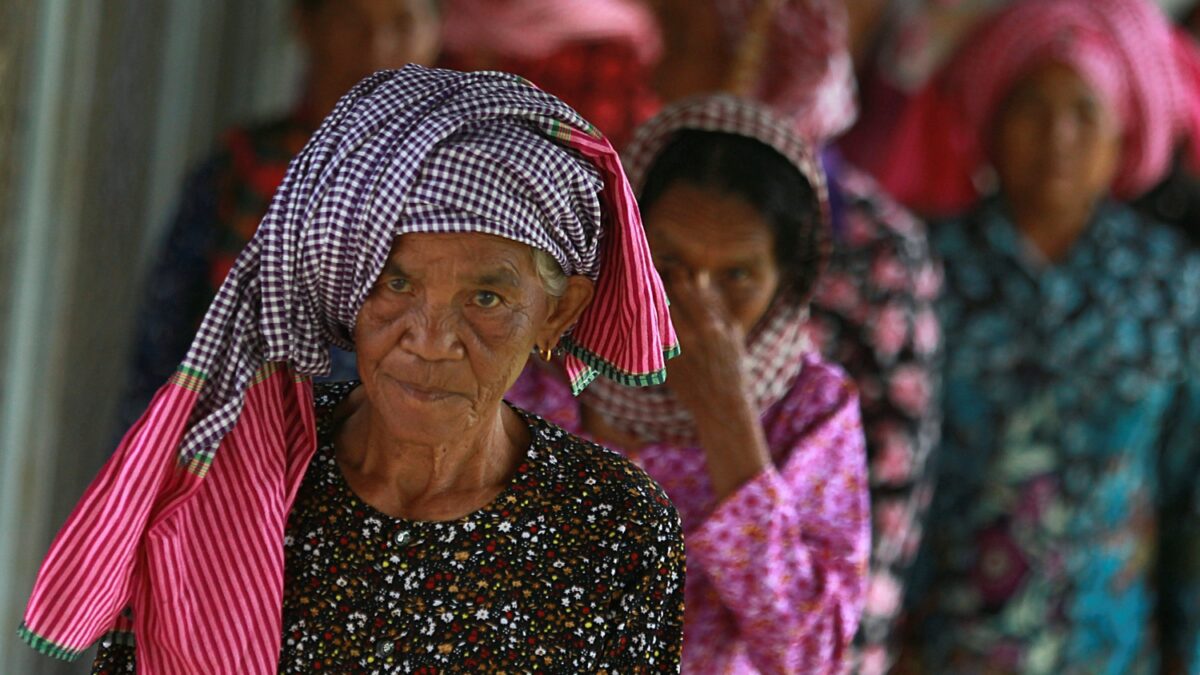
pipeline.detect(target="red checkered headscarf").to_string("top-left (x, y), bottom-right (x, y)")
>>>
top-left (881, 0), bottom-right (1200, 216)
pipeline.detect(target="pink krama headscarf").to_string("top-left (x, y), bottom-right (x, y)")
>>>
top-left (880, 0), bottom-right (1200, 217)
top-left (714, 0), bottom-right (858, 142)
top-left (440, 0), bottom-right (661, 65)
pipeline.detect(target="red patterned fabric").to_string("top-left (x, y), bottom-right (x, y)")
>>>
top-left (440, 40), bottom-right (660, 150)
top-left (712, 0), bottom-right (858, 142)
top-left (880, 0), bottom-right (1200, 216)
top-left (440, 0), bottom-right (660, 65)
top-left (438, 0), bottom-right (660, 149)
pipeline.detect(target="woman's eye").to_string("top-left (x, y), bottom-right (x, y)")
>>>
top-left (725, 267), bottom-right (752, 283)
top-left (1076, 98), bottom-right (1101, 124)
top-left (653, 257), bottom-right (680, 273)
top-left (474, 291), bottom-right (502, 308)
top-left (386, 278), bottom-right (411, 293)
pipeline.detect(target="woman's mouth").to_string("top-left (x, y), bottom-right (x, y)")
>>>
top-left (390, 378), bottom-right (460, 402)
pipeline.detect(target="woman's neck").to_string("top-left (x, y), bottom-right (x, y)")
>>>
top-left (333, 391), bottom-right (528, 520)
top-left (1011, 199), bottom-right (1096, 262)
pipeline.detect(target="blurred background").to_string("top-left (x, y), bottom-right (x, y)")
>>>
top-left (3, 1), bottom-right (1200, 672)
top-left (0, 2), bottom-right (302, 671)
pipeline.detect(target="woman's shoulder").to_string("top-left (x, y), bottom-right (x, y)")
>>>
top-left (314, 379), bottom-right (359, 411)
top-left (1112, 205), bottom-right (1200, 314)
top-left (788, 355), bottom-right (858, 406)
top-left (834, 161), bottom-right (930, 246)
top-left (766, 354), bottom-right (862, 436)
top-left (312, 380), bottom-right (362, 437)
top-left (517, 407), bottom-right (681, 529)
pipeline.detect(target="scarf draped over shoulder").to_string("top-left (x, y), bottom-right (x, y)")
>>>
top-left (19, 65), bottom-right (675, 672)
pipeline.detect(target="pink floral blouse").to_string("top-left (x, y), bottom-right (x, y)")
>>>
top-left (507, 354), bottom-right (870, 674)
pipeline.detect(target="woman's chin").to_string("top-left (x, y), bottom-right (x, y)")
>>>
top-left (377, 386), bottom-right (480, 432)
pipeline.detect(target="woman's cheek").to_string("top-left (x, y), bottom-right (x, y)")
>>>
top-left (466, 306), bottom-right (535, 353)
top-left (354, 300), bottom-right (413, 357)
top-left (466, 307), bottom-right (539, 378)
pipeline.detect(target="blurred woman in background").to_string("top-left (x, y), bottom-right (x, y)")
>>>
top-left (118, 0), bottom-right (442, 428)
top-left (884, 0), bottom-right (1200, 671)
top-left (508, 94), bottom-right (870, 674)
top-left (645, 3), bottom-right (943, 671)
top-left (437, 0), bottom-right (661, 149)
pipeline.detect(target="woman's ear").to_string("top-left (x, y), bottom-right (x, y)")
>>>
top-left (539, 276), bottom-right (595, 348)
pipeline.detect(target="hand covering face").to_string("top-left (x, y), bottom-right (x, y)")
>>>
top-left (583, 94), bottom-right (828, 445)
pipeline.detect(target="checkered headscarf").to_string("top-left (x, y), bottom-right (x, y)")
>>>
top-left (582, 95), bottom-right (827, 445)
top-left (176, 65), bottom-right (677, 464)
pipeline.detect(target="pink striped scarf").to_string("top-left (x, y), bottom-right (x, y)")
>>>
top-left (583, 95), bottom-right (827, 446)
top-left (19, 66), bottom-right (675, 671)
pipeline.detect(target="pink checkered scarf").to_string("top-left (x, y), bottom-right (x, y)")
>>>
top-left (881, 0), bottom-right (1200, 215)
top-left (582, 94), bottom-right (828, 446)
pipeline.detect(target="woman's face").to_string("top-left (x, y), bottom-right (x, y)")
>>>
top-left (299, 0), bottom-right (441, 94)
top-left (355, 233), bottom-right (591, 442)
top-left (992, 62), bottom-right (1123, 218)
top-left (643, 183), bottom-right (781, 336)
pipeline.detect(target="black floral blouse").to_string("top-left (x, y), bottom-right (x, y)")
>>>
top-left (93, 381), bottom-right (685, 673)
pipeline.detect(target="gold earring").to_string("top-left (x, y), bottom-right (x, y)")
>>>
top-left (538, 346), bottom-right (553, 362)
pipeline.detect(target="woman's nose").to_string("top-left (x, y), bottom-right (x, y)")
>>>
top-left (1046, 110), bottom-right (1082, 150)
top-left (399, 307), bottom-right (465, 362)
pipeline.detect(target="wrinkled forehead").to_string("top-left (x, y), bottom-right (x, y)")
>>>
top-left (370, 233), bottom-right (543, 298)
top-left (381, 231), bottom-right (538, 273)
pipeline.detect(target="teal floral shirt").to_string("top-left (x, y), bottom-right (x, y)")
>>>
top-left (906, 197), bottom-right (1200, 674)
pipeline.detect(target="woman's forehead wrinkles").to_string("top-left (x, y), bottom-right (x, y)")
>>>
top-left (386, 236), bottom-right (529, 286)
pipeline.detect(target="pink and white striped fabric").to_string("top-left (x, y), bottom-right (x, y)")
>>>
top-left (19, 66), bottom-right (676, 671)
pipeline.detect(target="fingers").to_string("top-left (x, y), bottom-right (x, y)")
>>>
top-left (669, 273), bottom-right (732, 335)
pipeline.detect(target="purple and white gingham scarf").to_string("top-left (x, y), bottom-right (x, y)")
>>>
top-left (177, 65), bottom-right (675, 465)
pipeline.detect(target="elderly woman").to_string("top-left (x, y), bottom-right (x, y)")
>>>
top-left (507, 95), bottom-right (870, 673)
top-left (21, 67), bottom-right (684, 673)
top-left (879, 0), bottom-right (1200, 671)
